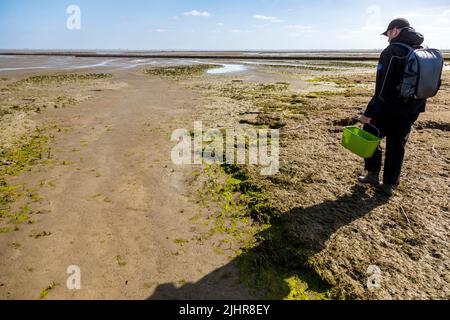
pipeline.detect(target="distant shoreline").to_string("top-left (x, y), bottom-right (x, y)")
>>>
top-left (0, 51), bottom-right (381, 61)
top-left (1, 50), bottom-right (449, 61)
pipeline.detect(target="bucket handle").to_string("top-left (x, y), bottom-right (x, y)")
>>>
top-left (365, 123), bottom-right (381, 138)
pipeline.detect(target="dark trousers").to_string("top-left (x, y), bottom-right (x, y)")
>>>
top-left (364, 113), bottom-right (419, 186)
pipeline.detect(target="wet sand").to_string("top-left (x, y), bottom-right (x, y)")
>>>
top-left (0, 63), bottom-right (257, 299)
top-left (0, 55), bottom-right (449, 300)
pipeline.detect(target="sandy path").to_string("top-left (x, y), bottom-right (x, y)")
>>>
top-left (0, 71), bottom-right (253, 299)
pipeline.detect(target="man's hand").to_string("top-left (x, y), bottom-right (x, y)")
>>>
top-left (358, 115), bottom-right (372, 124)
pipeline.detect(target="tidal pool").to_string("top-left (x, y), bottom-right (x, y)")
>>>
top-left (207, 64), bottom-right (247, 75)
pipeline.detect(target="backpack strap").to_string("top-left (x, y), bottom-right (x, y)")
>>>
top-left (391, 42), bottom-right (415, 52)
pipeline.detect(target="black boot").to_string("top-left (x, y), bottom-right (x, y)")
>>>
top-left (380, 183), bottom-right (394, 197)
top-left (358, 171), bottom-right (380, 187)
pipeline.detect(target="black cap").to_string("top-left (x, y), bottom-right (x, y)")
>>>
top-left (381, 18), bottom-right (410, 36)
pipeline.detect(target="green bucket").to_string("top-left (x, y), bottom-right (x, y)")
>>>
top-left (342, 125), bottom-right (381, 158)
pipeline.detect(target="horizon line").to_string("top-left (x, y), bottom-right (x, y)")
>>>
top-left (1, 48), bottom-right (450, 52)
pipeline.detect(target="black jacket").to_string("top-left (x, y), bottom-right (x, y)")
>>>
top-left (364, 27), bottom-right (427, 119)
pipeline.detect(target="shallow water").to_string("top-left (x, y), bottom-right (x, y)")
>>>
top-left (206, 64), bottom-right (247, 75)
top-left (0, 56), bottom-right (252, 76)
top-left (0, 55), bottom-right (383, 74)
top-left (0, 56), bottom-right (198, 73)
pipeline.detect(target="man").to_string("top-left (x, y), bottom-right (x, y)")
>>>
top-left (358, 18), bottom-right (427, 196)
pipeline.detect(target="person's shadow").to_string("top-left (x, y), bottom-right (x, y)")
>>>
top-left (148, 184), bottom-right (389, 300)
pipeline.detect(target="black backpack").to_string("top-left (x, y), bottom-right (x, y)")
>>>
top-left (393, 43), bottom-right (444, 100)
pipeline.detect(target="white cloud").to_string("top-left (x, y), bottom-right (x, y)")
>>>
top-left (394, 8), bottom-right (449, 21)
top-left (435, 9), bottom-right (450, 25)
top-left (253, 14), bottom-right (283, 23)
top-left (156, 29), bottom-right (166, 33)
top-left (415, 7), bottom-right (450, 33)
top-left (393, 12), bottom-right (425, 19)
top-left (435, 18), bottom-right (450, 25)
top-left (393, 6), bottom-right (450, 26)
top-left (338, 5), bottom-right (450, 48)
top-left (183, 10), bottom-right (210, 17)
top-left (231, 29), bottom-right (241, 33)
top-left (285, 25), bottom-right (317, 33)
top-left (216, 22), bottom-right (224, 27)
top-left (253, 24), bottom-right (270, 29)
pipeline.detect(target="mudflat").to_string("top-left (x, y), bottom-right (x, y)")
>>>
top-left (0, 57), bottom-right (449, 299)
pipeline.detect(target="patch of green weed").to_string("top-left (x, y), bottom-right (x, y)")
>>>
top-left (144, 64), bottom-right (221, 79)
top-left (116, 255), bottom-right (127, 267)
top-left (39, 282), bottom-right (59, 299)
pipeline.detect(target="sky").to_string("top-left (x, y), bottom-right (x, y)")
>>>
top-left (1, 0), bottom-right (449, 50)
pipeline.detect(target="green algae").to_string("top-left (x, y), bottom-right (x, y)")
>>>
top-left (144, 64), bottom-right (221, 79)
top-left (195, 163), bottom-right (332, 300)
